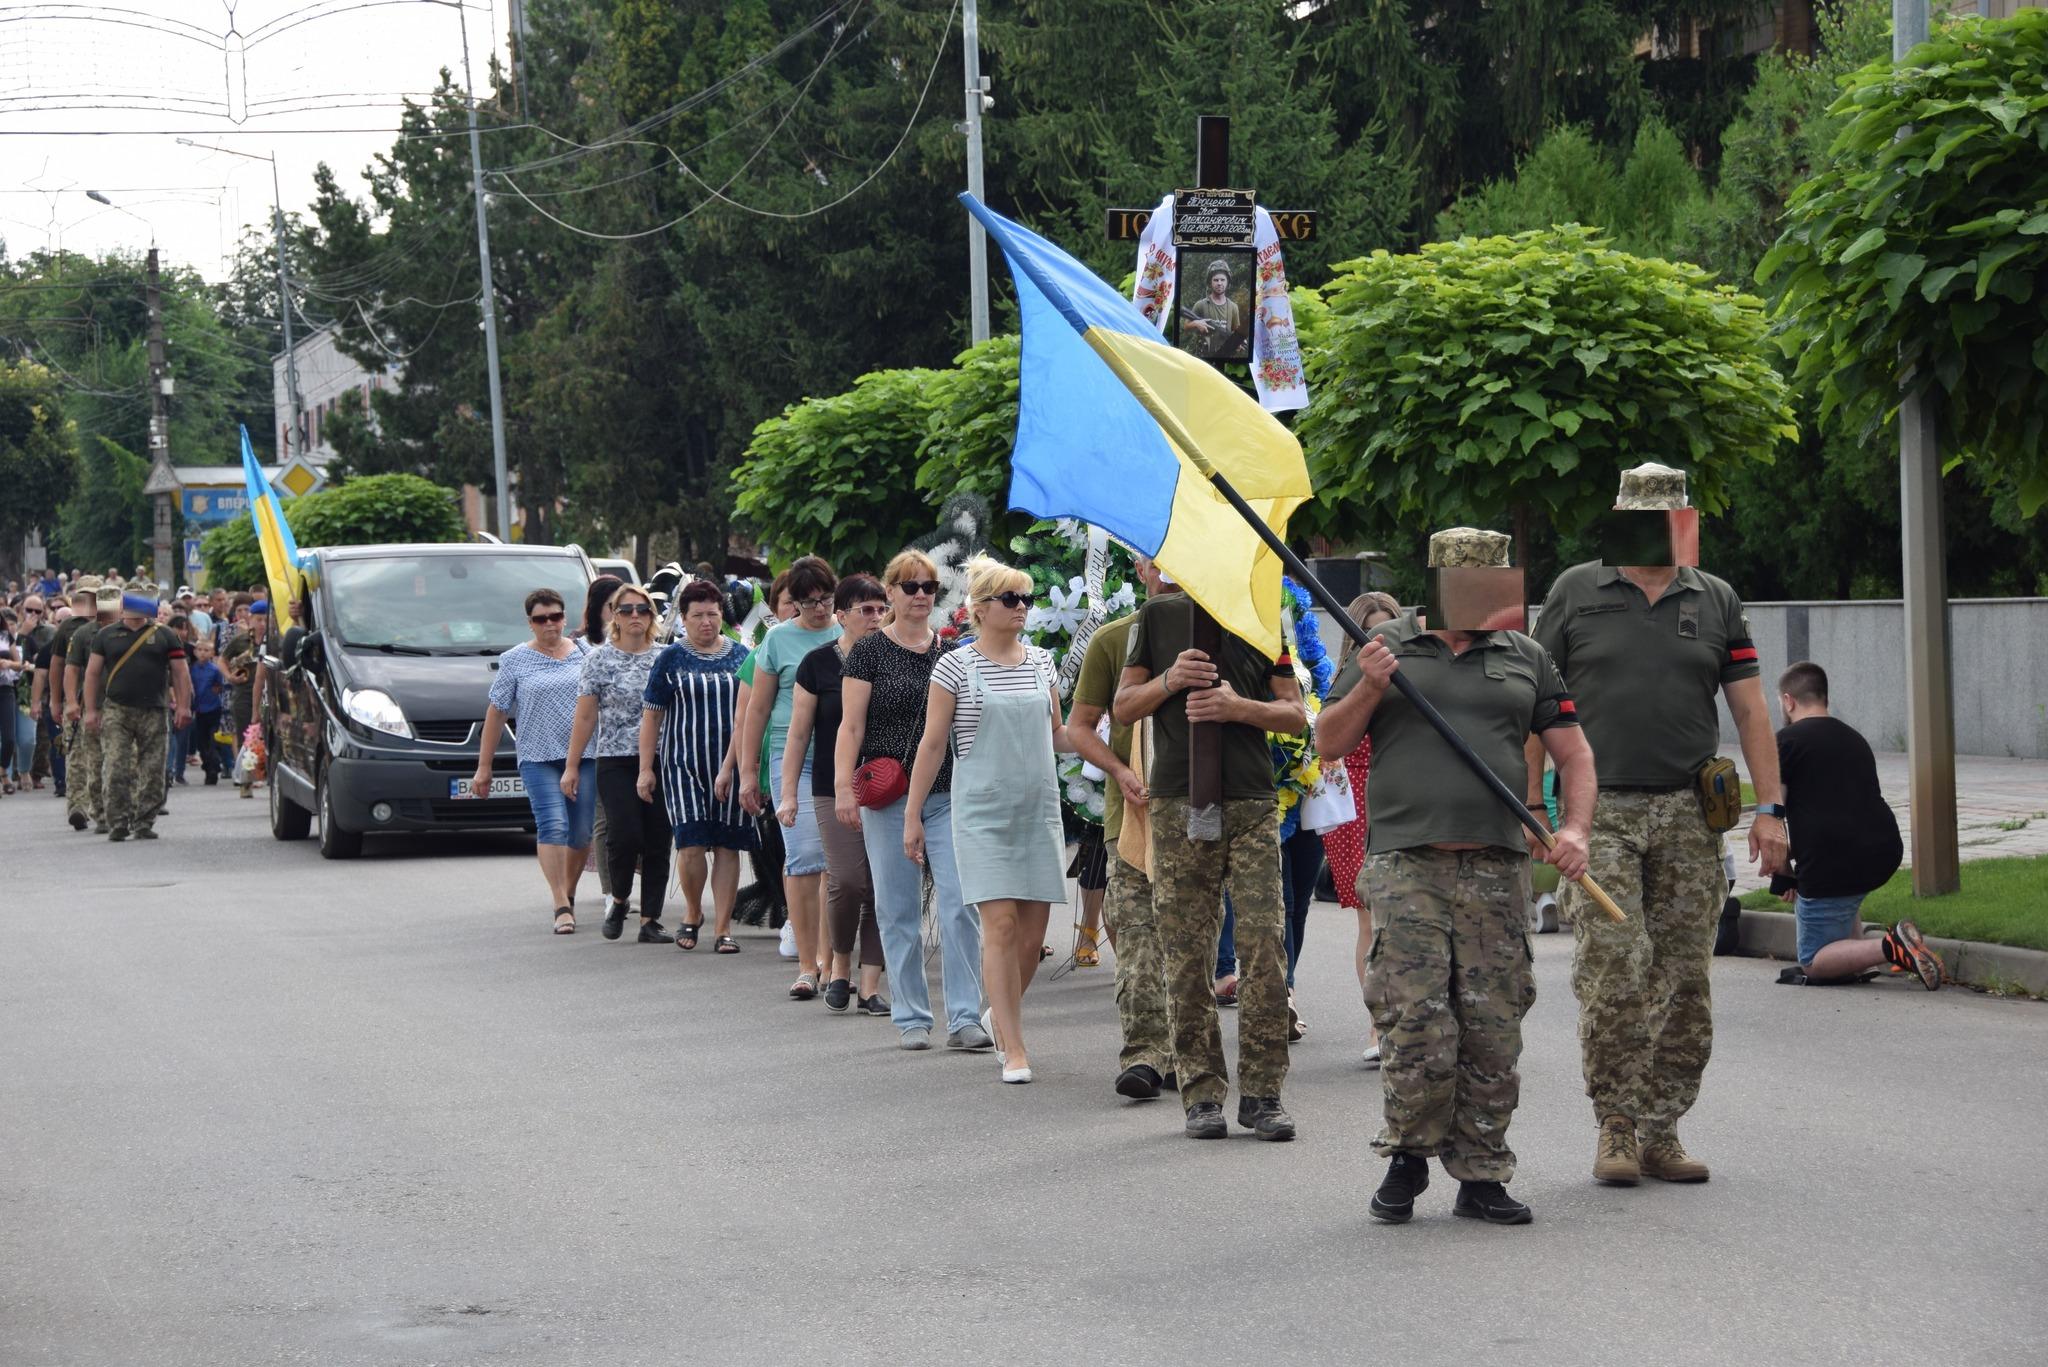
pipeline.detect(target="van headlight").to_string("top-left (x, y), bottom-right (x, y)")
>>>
top-left (342, 687), bottom-right (412, 738)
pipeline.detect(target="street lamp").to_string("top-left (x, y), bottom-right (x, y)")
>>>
top-left (84, 189), bottom-right (155, 243)
top-left (177, 138), bottom-right (305, 463)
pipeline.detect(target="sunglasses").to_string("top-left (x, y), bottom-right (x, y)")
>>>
top-left (849, 603), bottom-right (888, 617)
top-left (894, 579), bottom-right (941, 597)
top-left (978, 591), bottom-right (1033, 610)
top-left (529, 611), bottom-right (566, 624)
top-left (614, 602), bottom-right (654, 617)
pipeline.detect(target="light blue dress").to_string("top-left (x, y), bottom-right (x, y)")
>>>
top-left (948, 651), bottom-right (1067, 905)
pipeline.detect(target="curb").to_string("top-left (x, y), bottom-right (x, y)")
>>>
top-left (1735, 910), bottom-right (2048, 998)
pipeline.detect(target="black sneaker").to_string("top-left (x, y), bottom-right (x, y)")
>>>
top-left (1162, 1071), bottom-right (1179, 1093)
top-left (135, 828), bottom-right (158, 840)
top-left (859, 993), bottom-right (891, 1017)
top-left (1184, 1101), bottom-right (1228, 1139)
top-left (1370, 1153), bottom-right (1430, 1224)
top-left (637, 921), bottom-right (675, 945)
top-left (602, 900), bottom-right (629, 941)
top-left (93, 821), bottom-right (108, 834)
top-left (1236, 1096), bottom-right (1297, 1141)
top-left (1115, 1063), bottom-right (1164, 1101)
top-left (69, 811), bottom-right (87, 831)
top-left (204, 774), bottom-right (219, 786)
top-left (108, 828), bottom-right (129, 842)
top-left (1453, 1180), bottom-right (1532, 1226)
top-left (823, 978), bottom-right (853, 1012)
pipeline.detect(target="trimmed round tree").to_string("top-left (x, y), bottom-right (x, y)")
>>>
top-left (1761, 9), bottom-right (2048, 516)
top-left (200, 473), bottom-right (464, 588)
top-left (1298, 225), bottom-right (1796, 547)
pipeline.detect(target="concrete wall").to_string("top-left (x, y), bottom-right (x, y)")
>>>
top-left (1716, 598), bottom-right (2048, 760)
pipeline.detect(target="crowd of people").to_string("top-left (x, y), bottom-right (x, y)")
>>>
top-left (7, 459), bottom-right (1950, 1230)
top-left (2, 568), bottom-right (277, 835)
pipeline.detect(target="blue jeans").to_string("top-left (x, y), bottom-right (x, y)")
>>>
top-left (1278, 827), bottom-right (1325, 988)
top-left (166, 717), bottom-right (189, 780)
top-left (1795, 892), bottom-right (1866, 967)
top-left (518, 757), bottom-right (597, 847)
top-left (769, 743), bottom-right (828, 877)
top-left (861, 791), bottom-right (983, 1036)
top-left (1217, 899), bottom-right (1236, 981)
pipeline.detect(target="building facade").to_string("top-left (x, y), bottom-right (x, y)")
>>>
top-left (271, 323), bottom-right (400, 466)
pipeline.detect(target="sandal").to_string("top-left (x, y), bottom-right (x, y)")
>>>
top-left (790, 971), bottom-right (818, 1001)
top-left (714, 935), bottom-right (741, 954)
top-left (553, 908), bottom-right (576, 935)
top-left (678, 920), bottom-right (702, 951)
top-left (1073, 924), bottom-right (1101, 968)
top-left (1214, 974), bottom-right (1238, 1008)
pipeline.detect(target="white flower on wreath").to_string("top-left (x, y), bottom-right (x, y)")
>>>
top-left (1027, 576), bottom-right (1090, 638)
top-left (1106, 581), bottom-right (1137, 614)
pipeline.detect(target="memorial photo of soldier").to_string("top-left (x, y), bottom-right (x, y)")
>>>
top-left (1175, 252), bottom-right (1251, 362)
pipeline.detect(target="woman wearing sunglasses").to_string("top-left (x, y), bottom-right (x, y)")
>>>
top-left (779, 574), bottom-right (891, 1014)
top-left (906, 555), bottom-right (1071, 1083)
top-left (475, 588), bottom-right (596, 934)
top-left (562, 583), bottom-right (674, 945)
top-left (836, 549), bottom-right (985, 1052)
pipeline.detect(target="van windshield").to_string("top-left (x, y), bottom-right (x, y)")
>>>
top-left (323, 552), bottom-right (592, 653)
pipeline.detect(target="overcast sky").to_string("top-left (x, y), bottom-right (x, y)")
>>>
top-left (1, 0), bottom-right (514, 281)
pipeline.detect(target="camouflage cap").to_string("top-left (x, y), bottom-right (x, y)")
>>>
top-left (94, 584), bottom-right (122, 610)
top-left (71, 574), bottom-right (103, 594)
top-left (1204, 259), bottom-right (1232, 279)
top-left (1426, 527), bottom-right (1512, 569)
top-left (1615, 461), bottom-right (1690, 510)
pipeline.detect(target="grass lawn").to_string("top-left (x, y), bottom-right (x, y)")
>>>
top-left (1739, 853), bottom-right (2048, 952)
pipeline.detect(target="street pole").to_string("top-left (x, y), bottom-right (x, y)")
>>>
top-left (459, 1), bottom-right (514, 540)
top-left (1894, 0), bottom-right (1960, 896)
top-left (143, 247), bottom-right (177, 586)
top-left (961, 0), bottom-right (990, 344)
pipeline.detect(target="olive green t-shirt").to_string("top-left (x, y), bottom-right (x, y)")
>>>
top-left (1329, 616), bottom-right (1578, 854)
top-left (51, 616), bottom-right (91, 692)
top-left (90, 622), bottom-right (186, 710)
top-left (221, 630), bottom-right (258, 706)
top-left (1124, 592), bottom-right (1292, 801)
top-left (1072, 613), bottom-right (1138, 839)
top-left (1531, 561), bottom-right (1757, 789)
top-left (67, 620), bottom-right (103, 703)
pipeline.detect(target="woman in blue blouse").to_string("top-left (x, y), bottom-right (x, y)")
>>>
top-left (473, 588), bottom-right (595, 933)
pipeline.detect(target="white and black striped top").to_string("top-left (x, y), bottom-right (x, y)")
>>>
top-left (930, 643), bottom-right (1055, 760)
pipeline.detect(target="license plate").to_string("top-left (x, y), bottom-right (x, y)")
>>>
top-left (451, 775), bottom-right (524, 799)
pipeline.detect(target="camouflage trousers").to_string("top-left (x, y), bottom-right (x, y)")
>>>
top-left (1149, 796), bottom-right (1287, 1107)
top-left (1564, 789), bottom-right (1722, 1136)
top-left (1363, 846), bottom-right (1535, 1182)
top-left (66, 717), bottom-right (103, 824)
top-left (1104, 852), bottom-right (1170, 1074)
top-left (100, 701), bottom-right (168, 836)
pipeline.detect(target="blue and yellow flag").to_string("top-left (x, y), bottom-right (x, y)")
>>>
top-left (961, 194), bottom-right (1311, 659)
top-left (241, 425), bottom-right (302, 611)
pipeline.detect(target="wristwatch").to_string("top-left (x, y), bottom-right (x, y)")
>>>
top-left (1752, 802), bottom-right (1786, 820)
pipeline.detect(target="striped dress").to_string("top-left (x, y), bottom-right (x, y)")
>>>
top-left (643, 637), bottom-right (757, 852)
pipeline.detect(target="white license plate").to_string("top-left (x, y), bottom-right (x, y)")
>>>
top-left (451, 776), bottom-right (524, 799)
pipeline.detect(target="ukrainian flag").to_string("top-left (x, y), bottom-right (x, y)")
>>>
top-left (241, 425), bottom-right (303, 611)
top-left (961, 195), bottom-right (1310, 659)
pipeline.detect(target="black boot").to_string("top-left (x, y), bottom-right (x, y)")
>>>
top-left (1236, 1095), bottom-right (1297, 1141)
top-left (1370, 1152), bottom-right (1430, 1224)
top-left (1452, 1180), bottom-right (1532, 1225)
top-left (1115, 1063), bottom-right (1163, 1100)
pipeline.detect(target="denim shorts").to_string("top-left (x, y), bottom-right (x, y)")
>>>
top-left (769, 744), bottom-right (828, 877)
top-left (1795, 892), bottom-right (1866, 966)
top-left (519, 757), bottom-right (597, 847)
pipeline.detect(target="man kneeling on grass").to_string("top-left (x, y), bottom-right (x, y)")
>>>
top-left (1772, 662), bottom-right (1942, 990)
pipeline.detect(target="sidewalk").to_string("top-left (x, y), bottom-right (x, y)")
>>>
top-left (1727, 751), bottom-right (2048, 894)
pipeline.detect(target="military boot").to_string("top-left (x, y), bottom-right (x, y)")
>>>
top-left (1593, 1114), bottom-right (1640, 1186)
top-left (1639, 1129), bottom-right (1710, 1183)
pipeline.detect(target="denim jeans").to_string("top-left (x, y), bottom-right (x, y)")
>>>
top-left (166, 715), bottom-right (189, 780)
top-left (518, 757), bottom-right (597, 847)
top-left (1278, 827), bottom-right (1326, 988)
top-left (861, 791), bottom-right (983, 1036)
top-left (1794, 892), bottom-right (1866, 967)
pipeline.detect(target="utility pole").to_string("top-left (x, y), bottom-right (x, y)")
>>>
top-left (459, 1), bottom-right (514, 540)
top-left (961, 0), bottom-right (991, 344)
top-left (1893, 0), bottom-right (1959, 896)
top-left (142, 247), bottom-right (178, 586)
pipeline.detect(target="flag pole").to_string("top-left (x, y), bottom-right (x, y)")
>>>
top-left (1202, 469), bottom-right (1628, 923)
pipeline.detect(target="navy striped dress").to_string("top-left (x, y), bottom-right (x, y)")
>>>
top-left (643, 637), bottom-right (758, 852)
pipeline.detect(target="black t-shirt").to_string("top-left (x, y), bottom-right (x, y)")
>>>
top-left (91, 622), bottom-right (186, 710)
top-left (842, 630), bottom-right (953, 794)
top-left (1774, 715), bottom-right (1902, 899)
top-left (794, 642), bottom-right (848, 799)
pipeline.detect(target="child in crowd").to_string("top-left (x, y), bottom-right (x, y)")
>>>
top-left (187, 639), bottom-right (229, 786)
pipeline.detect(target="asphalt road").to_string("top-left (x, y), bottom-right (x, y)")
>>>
top-left (4, 780), bottom-right (2045, 1367)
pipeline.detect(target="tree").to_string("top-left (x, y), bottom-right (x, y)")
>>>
top-left (0, 361), bottom-right (78, 580)
top-left (1297, 226), bottom-right (1797, 575)
top-left (200, 474), bottom-right (465, 587)
top-left (55, 436), bottom-right (153, 574)
top-left (1762, 8), bottom-right (2048, 516)
top-left (1436, 121), bottom-right (1709, 261)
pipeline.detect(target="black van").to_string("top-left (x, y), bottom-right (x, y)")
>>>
top-left (262, 542), bottom-right (595, 858)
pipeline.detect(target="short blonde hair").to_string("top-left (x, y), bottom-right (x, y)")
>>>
top-left (605, 583), bottom-right (655, 644)
top-left (882, 549), bottom-right (938, 587)
top-left (964, 553), bottom-right (1031, 626)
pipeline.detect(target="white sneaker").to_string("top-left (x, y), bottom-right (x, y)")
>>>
top-left (777, 923), bottom-right (798, 960)
top-left (1361, 1043), bottom-right (1381, 1069)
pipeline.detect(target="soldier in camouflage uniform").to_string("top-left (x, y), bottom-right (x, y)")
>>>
top-left (1319, 528), bottom-right (1595, 1225)
top-left (1529, 464), bottom-right (1789, 1186)
top-left (1115, 581), bottom-right (1305, 1140)
top-left (83, 589), bottom-right (192, 841)
top-left (64, 583), bottom-right (121, 832)
top-left (47, 578), bottom-right (102, 829)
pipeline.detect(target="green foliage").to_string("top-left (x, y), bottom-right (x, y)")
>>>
top-left (1437, 122), bottom-right (1709, 260)
top-left (0, 362), bottom-right (78, 576)
top-left (56, 437), bottom-right (154, 574)
top-left (200, 474), bottom-right (464, 588)
top-left (1762, 9), bottom-right (2048, 516)
top-left (1299, 227), bottom-right (1796, 549)
top-left (914, 334), bottom-right (1020, 511)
